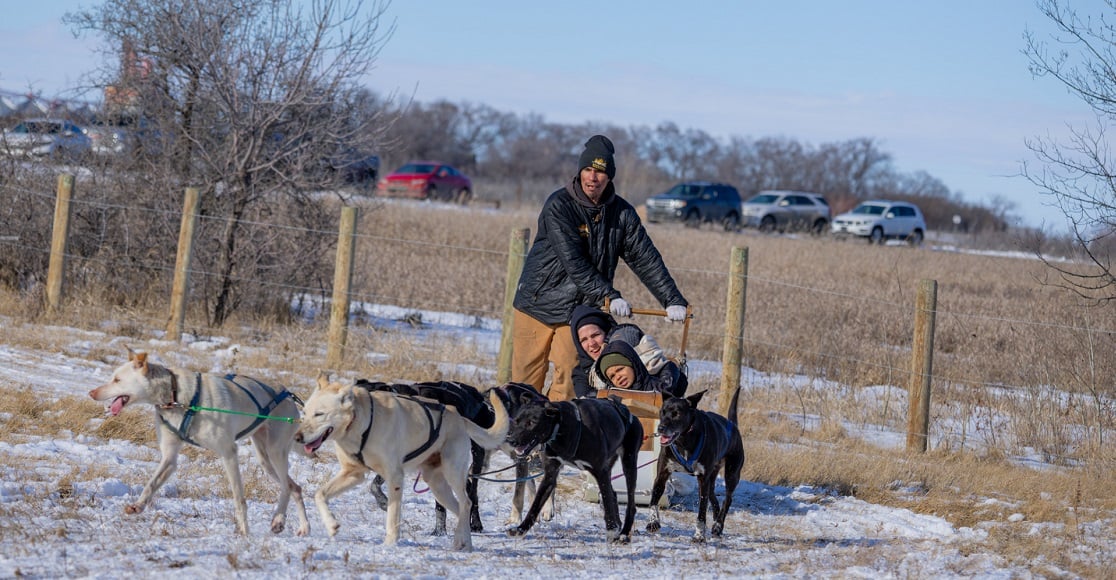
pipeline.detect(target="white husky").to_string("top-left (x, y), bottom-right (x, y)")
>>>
top-left (89, 348), bottom-right (310, 536)
top-left (296, 374), bottom-right (508, 551)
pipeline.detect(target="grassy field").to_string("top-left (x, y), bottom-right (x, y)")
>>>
top-left (2, 197), bottom-right (1114, 575)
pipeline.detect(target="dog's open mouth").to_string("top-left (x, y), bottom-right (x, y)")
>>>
top-left (658, 431), bottom-right (679, 446)
top-left (302, 427), bottom-right (333, 455)
top-left (513, 441), bottom-right (538, 458)
top-left (109, 395), bottom-right (130, 416)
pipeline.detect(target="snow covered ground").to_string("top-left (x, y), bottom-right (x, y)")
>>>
top-left (0, 307), bottom-right (1092, 578)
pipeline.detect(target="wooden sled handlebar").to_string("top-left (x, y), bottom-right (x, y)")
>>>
top-left (601, 300), bottom-right (693, 368)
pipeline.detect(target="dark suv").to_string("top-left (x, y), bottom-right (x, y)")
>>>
top-left (644, 181), bottom-right (742, 230)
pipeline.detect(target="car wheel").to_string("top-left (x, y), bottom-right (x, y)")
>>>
top-left (684, 210), bottom-right (702, 228)
top-left (812, 219), bottom-right (828, 235)
top-left (869, 227), bottom-right (885, 244)
top-left (907, 230), bottom-right (924, 247)
top-left (722, 212), bottom-right (740, 232)
top-left (758, 215), bottom-right (776, 233)
top-left (456, 188), bottom-right (473, 205)
top-left (425, 184), bottom-right (438, 200)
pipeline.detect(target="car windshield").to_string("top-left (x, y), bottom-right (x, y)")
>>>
top-left (663, 184), bottom-right (704, 198)
top-left (395, 163), bottom-right (435, 174)
top-left (746, 194), bottom-right (780, 205)
top-left (851, 204), bottom-right (887, 216)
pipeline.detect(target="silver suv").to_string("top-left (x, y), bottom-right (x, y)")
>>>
top-left (740, 190), bottom-right (831, 234)
top-left (831, 200), bottom-right (927, 245)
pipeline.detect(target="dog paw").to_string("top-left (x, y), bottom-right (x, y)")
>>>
top-left (430, 527), bottom-right (447, 537)
top-left (124, 504), bottom-right (143, 515)
top-left (611, 533), bottom-right (631, 545)
top-left (690, 533), bottom-right (707, 544)
top-left (646, 520), bottom-right (661, 533)
top-left (271, 519), bottom-right (286, 535)
top-left (506, 526), bottom-right (526, 538)
top-left (327, 523), bottom-right (340, 537)
top-left (297, 524), bottom-right (310, 537)
top-left (712, 523), bottom-right (724, 537)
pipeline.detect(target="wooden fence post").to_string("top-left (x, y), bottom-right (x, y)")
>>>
top-left (906, 278), bottom-right (938, 453)
top-left (326, 207), bottom-right (358, 369)
top-left (497, 228), bottom-right (530, 383)
top-left (166, 187), bottom-right (199, 342)
top-left (46, 174), bottom-right (74, 313)
top-left (720, 246), bottom-right (748, 417)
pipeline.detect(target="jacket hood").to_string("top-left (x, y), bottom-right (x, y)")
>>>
top-left (570, 305), bottom-right (616, 360)
top-left (594, 339), bottom-right (650, 390)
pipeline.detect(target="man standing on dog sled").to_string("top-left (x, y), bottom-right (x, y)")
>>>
top-left (512, 134), bottom-right (688, 402)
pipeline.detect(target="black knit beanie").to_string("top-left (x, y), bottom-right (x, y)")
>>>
top-left (578, 134), bottom-right (616, 179)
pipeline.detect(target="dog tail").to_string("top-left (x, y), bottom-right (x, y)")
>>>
top-left (461, 389), bottom-right (509, 450)
top-left (727, 384), bottom-right (742, 426)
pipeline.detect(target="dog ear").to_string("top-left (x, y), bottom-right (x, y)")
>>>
top-left (316, 370), bottom-right (330, 390)
top-left (543, 405), bottom-right (561, 420)
top-left (133, 351), bottom-right (148, 372)
top-left (686, 390), bottom-right (706, 408)
top-left (125, 345), bottom-right (137, 361)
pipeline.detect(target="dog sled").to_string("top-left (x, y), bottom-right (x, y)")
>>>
top-left (583, 303), bottom-right (697, 507)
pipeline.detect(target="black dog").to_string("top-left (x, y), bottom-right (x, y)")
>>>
top-left (646, 387), bottom-right (744, 542)
top-left (493, 382), bottom-right (552, 524)
top-left (505, 396), bottom-right (643, 543)
top-left (355, 379), bottom-right (493, 535)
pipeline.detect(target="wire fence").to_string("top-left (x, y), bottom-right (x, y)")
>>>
top-left (1, 174), bottom-right (1114, 467)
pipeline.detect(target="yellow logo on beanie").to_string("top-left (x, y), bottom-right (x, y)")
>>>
top-left (590, 157), bottom-right (609, 173)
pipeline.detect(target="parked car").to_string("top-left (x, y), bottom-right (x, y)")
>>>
top-left (644, 181), bottom-right (742, 230)
top-left (1, 118), bottom-right (92, 160)
top-left (377, 161), bottom-right (472, 203)
top-left (741, 190), bottom-right (831, 234)
top-left (85, 123), bottom-right (129, 155)
top-left (325, 148), bottom-right (379, 184)
top-left (831, 200), bottom-right (927, 245)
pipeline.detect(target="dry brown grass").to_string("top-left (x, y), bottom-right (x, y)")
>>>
top-left (1, 199), bottom-right (1114, 570)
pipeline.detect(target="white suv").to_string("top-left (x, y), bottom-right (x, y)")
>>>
top-left (831, 200), bottom-right (926, 245)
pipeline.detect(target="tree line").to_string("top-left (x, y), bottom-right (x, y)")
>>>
top-left (377, 98), bottom-right (1012, 233)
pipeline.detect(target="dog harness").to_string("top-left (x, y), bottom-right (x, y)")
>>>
top-left (158, 373), bottom-right (291, 447)
top-left (351, 393), bottom-right (447, 467)
top-left (669, 417), bottom-right (736, 472)
top-left (544, 403), bottom-right (583, 457)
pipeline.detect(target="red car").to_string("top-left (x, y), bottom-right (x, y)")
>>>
top-left (376, 161), bottom-right (473, 203)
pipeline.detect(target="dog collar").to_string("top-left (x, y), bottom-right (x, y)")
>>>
top-left (670, 427), bottom-right (705, 472)
top-left (160, 373), bottom-right (181, 409)
top-left (156, 373), bottom-right (203, 447)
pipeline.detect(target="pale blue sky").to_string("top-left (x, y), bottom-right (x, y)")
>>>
top-left (2, 1), bottom-right (1107, 231)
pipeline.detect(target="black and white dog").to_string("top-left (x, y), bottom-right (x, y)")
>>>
top-left (355, 379), bottom-right (493, 535)
top-left (505, 396), bottom-right (643, 543)
top-left (646, 387), bottom-right (744, 542)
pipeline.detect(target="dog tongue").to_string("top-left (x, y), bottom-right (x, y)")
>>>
top-left (659, 434), bottom-right (672, 446)
top-left (110, 396), bottom-right (127, 416)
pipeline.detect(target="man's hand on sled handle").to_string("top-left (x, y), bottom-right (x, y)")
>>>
top-left (666, 305), bottom-right (688, 323)
top-left (609, 297), bottom-right (631, 318)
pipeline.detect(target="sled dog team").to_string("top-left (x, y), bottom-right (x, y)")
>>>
top-left (88, 348), bottom-right (744, 551)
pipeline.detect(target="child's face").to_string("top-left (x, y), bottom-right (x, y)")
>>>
top-left (605, 365), bottom-right (635, 389)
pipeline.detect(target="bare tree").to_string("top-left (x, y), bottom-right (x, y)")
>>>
top-left (66, 0), bottom-right (394, 325)
top-left (1024, 0), bottom-right (1116, 301)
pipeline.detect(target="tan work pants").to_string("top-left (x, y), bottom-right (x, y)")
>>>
top-left (511, 309), bottom-right (578, 401)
